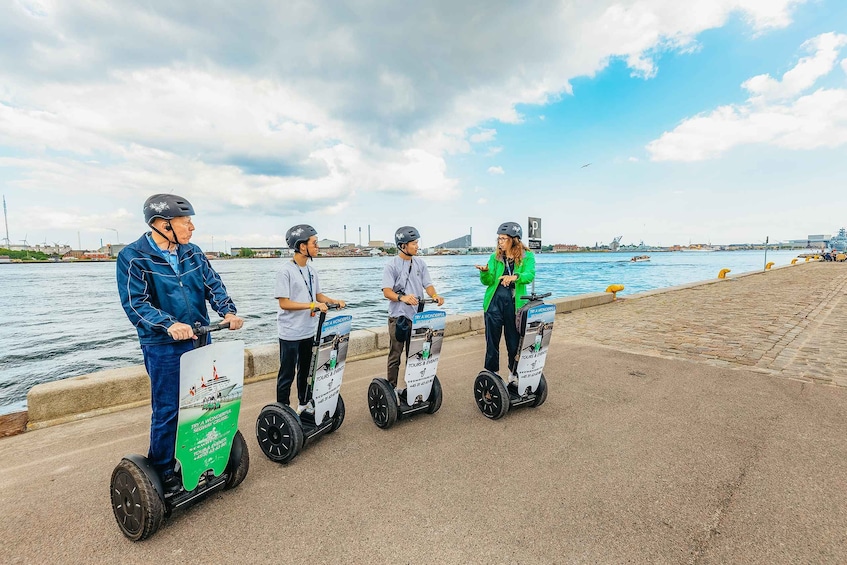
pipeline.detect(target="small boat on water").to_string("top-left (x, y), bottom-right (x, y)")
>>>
top-left (630, 255), bottom-right (650, 263)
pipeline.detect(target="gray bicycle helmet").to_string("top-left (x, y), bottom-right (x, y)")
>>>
top-left (395, 226), bottom-right (421, 247)
top-left (286, 224), bottom-right (318, 251)
top-left (143, 194), bottom-right (195, 225)
top-left (497, 221), bottom-right (522, 239)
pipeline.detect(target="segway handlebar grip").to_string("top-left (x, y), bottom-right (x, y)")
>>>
top-left (327, 303), bottom-right (342, 310)
top-left (193, 321), bottom-right (231, 337)
top-left (519, 292), bottom-right (551, 301)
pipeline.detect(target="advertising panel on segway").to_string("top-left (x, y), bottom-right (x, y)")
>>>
top-left (256, 305), bottom-right (350, 464)
top-left (110, 322), bottom-right (250, 541)
top-left (368, 298), bottom-right (445, 429)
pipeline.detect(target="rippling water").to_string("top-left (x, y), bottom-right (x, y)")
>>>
top-left (0, 249), bottom-right (799, 413)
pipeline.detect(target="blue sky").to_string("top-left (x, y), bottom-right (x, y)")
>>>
top-left (0, 0), bottom-right (845, 250)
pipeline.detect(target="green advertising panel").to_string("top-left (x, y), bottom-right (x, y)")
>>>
top-left (176, 341), bottom-right (244, 491)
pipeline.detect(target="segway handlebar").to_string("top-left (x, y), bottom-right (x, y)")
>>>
top-left (417, 297), bottom-right (440, 304)
top-left (519, 292), bottom-right (551, 301)
top-left (193, 321), bottom-right (232, 338)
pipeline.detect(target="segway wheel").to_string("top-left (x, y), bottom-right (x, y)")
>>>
top-left (474, 370), bottom-right (510, 420)
top-left (531, 374), bottom-right (548, 408)
top-left (328, 395), bottom-right (345, 433)
top-left (224, 430), bottom-right (250, 490)
top-left (110, 459), bottom-right (164, 541)
top-left (368, 378), bottom-right (398, 429)
top-left (426, 375), bottom-right (443, 414)
top-left (256, 404), bottom-right (303, 464)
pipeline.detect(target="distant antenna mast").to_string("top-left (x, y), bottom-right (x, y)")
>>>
top-left (2, 195), bottom-right (10, 247)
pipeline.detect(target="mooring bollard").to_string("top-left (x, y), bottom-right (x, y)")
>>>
top-left (605, 284), bottom-right (624, 300)
top-left (718, 268), bottom-right (731, 279)
top-left (791, 258), bottom-right (798, 265)
top-left (765, 262), bottom-right (775, 270)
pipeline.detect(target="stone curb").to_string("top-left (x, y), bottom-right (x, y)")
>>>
top-left (14, 265), bottom-right (806, 432)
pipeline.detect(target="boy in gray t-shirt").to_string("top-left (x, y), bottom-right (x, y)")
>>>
top-left (381, 226), bottom-right (444, 389)
top-left (275, 224), bottom-right (346, 412)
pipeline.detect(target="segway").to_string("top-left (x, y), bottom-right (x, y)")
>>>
top-left (110, 322), bottom-right (250, 541)
top-left (474, 290), bottom-right (555, 419)
top-left (255, 304), bottom-right (350, 464)
top-left (367, 297), bottom-right (444, 429)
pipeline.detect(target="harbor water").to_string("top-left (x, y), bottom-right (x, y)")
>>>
top-left (0, 249), bottom-right (800, 414)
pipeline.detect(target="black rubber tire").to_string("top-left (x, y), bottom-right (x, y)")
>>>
top-left (255, 403), bottom-right (303, 464)
top-left (110, 459), bottom-right (164, 541)
top-left (426, 376), bottom-right (443, 414)
top-left (474, 370), bottom-right (510, 420)
top-left (328, 395), bottom-right (345, 433)
top-left (224, 430), bottom-right (250, 489)
top-left (531, 374), bottom-right (548, 408)
top-left (368, 378), bottom-right (398, 429)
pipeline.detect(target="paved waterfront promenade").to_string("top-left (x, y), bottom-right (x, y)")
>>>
top-left (1, 263), bottom-right (846, 564)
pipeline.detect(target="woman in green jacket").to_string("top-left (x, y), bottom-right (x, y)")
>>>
top-left (475, 221), bottom-right (536, 377)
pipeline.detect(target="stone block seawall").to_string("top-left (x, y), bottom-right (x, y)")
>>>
top-left (13, 291), bottom-right (615, 433)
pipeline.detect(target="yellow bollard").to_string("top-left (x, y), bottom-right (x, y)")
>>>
top-left (718, 268), bottom-right (731, 279)
top-left (605, 284), bottom-right (624, 300)
top-left (805, 257), bottom-right (811, 262)
top-left (791, 258), bottom-right (798, 265)
top-left (765, 262), bottom-right (775, 270)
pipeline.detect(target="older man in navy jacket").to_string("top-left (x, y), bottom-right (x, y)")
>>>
top-left (117, 193), bottom-right (243, 492)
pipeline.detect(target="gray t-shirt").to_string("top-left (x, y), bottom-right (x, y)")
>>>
top-left (382, 256), bottom-right (433, 319)
top-left (275, 260), bottom-right (322, 340)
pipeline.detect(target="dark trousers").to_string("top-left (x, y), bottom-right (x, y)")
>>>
top-left (277, 338), bottom-right (314, 406)
top-left (484, 292), bottom-right (520, 375)
top-left (141, 340), bottom-right (197, 476)
top-left (387, 317), bottom-right (411, 387)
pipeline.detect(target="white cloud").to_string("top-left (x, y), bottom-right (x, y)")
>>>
top-left (742, 32), bottom-right (847, 103)
top-left (628, 156), bottom-right (639, 162)
top-left (648, 32), bottom-right (847, 161)
top-left (487, 166), bottom-right (505, 175)
top-left (469, 128), bottom-right (497, 143)
top-left (486, 146), bottom-right (503, 156)
top-left (0, 0), bottom-right (810, 243)
top-left (477, 198), bottom-right (488, 205)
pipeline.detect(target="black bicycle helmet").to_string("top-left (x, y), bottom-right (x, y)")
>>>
top-left (143, 194), bottom-right (195, 225)
top-left (497, 221), bottom-right (522, 239)
top-left (286, 224), bottom-right (318, 251)
top-left (395, 226), bottom-right (421, 246)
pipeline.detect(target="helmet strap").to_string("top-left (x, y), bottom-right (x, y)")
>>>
top-left (150, 222), bottom-right (178, 250)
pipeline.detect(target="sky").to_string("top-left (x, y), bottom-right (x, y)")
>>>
top-left (0, 0), bottom-right (845, 251)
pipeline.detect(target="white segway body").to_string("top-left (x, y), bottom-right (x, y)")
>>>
top-left (403, 309), bottom-right (446, 405)
top-left (514, 303), bottom-right (556, 396)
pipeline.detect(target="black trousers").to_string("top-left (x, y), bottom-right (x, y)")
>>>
top-left (277, 337), bottom-right (314, 406)
top-left (484, 291), bottom-right (520, 375)
top-left (386, 317), bottom-right (411, 387)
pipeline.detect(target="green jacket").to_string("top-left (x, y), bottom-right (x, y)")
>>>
top-left (479, 250), bottom-right (536, 311)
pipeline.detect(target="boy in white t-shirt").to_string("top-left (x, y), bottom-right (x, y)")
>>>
top-left (381, 226), bottom-right (444, 391)
top-left (275, 224), bottom-right (346, 413)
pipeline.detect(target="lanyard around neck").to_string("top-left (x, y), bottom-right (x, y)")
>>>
top-left (294, 261), bottom-right (314, 301)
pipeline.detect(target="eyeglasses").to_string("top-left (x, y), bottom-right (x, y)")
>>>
top-left (497, 236), bottom-right (510, 241)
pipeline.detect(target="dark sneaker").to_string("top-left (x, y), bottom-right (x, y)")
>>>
top-left (162, 472), bottom-right (182, 495)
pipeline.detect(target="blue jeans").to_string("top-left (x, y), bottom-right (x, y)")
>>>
top-left (141, 339), bottom-right (200, 476)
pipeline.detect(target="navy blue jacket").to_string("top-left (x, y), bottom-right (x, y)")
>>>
top-left (116, 234), bottom-right (237, 345)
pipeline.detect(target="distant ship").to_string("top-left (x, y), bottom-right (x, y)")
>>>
top-left (630, 255), bottom-right (650, 262)
top-left (830, 228), bottom-right (847, 252)
top-left (180, 362), bottom-right (237, 410)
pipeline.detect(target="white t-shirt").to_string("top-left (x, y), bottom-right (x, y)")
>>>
top-left (382, 256), bottom-right (433, 319)
top-left (275, 260), bottom-right (322, 340)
